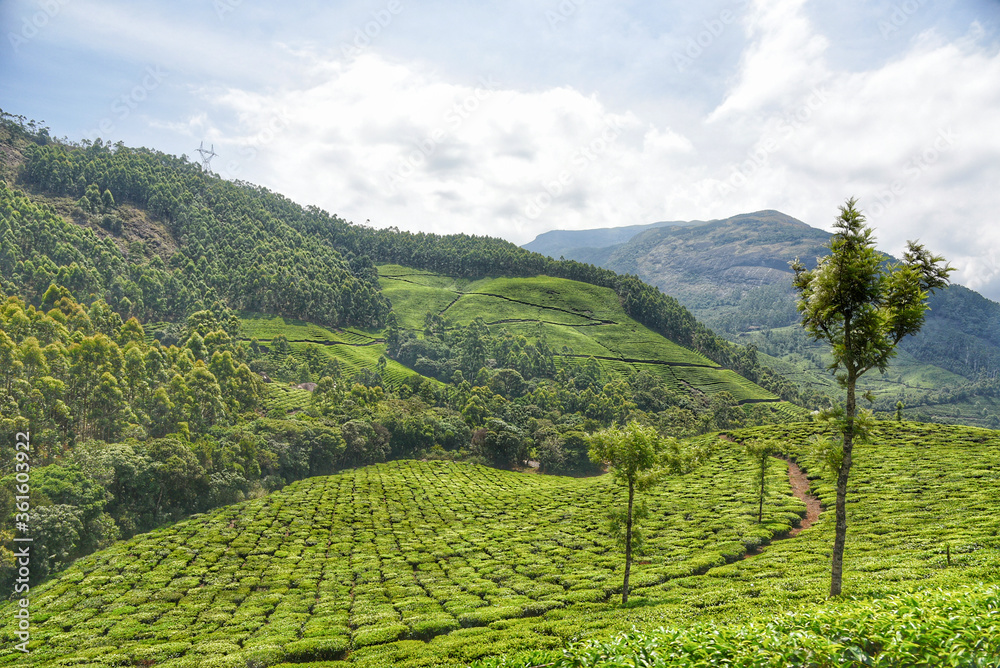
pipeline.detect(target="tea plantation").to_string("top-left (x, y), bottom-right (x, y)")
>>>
top-left (245, 265), bottom-right (802, 421)
top-left (381, 265), bottom-right (782, 403)
top-left (2, 421), bottom-right (998, 666)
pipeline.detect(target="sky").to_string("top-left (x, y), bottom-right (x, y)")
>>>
top-left (2, 0), bottom-right (1000, 300)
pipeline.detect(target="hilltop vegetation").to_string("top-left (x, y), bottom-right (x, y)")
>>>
top-left (6, 126), bottom-right (387, 327)
top-left (1, 421), bottom-right (997, 666)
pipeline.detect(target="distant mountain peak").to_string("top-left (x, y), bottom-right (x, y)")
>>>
top-left (522, 210), bottom-right (822, 262)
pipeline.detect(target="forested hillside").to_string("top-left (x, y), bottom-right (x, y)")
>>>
top-left (7, 133), bottom-right (388, 328)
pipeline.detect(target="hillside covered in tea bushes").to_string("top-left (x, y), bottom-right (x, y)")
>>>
top-left (0, 421), bottom-right (997, 666)
top-left (2, 113), bottom-right (998, 667)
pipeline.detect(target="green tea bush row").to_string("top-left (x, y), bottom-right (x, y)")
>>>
top-left (475, 585), bottom-right (1000, 667)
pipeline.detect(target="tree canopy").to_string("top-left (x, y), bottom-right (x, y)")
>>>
top-left (790, 197), bottom-right (951, 596)
top-left (589, 422), bottom-right (707, 604)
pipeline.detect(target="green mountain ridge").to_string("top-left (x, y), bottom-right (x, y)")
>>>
top-left (524, 210), bottom-right (1000, 426)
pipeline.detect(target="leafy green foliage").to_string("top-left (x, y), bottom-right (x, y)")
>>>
top-left (5, 119), bottom-right (775, 396)
top-left (742, 438), bottom-right (780, 523)
top-left (791, 198), bottom-right (952, 596)
top-left (477, 585), bottom-right (1000, 667)
top-left (590, 423), bottom-right (710, 604)
top-left (0, 291), bottom-right (262, 450)
top-left (791, 200), bottom-right (951, 382)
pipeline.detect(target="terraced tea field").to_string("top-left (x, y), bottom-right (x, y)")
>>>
top-left (240, 313), bottom-right (427, 393)
top-left (378, 265), bottom-right (786, 405)
top-left (241, 265), bottom-right (797, 411)
top-left (3, 422), bottom-right (998, 667)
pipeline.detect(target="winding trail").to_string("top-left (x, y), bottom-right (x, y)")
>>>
top-left (244, 337), bottom-right (385, 348)
top-left (778, 455), bottom-right (822, 537)
top-left (555, 352), bottom-right (720, 369)
top-left (722, 434), bottom-right (823, 559)
top-left (732, 445), bottom-right (823, 559)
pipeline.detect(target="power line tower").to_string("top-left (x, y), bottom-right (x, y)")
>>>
top-left (196, 141), bottom-right (218, 172)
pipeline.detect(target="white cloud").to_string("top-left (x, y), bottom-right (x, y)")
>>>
top-left (184, 12), bottom-right (1000, 304)
top-left (32, 0), bottom-right (996, 300)
top-left (194, 53), bottom-right (692, 243)
top-left (708, 0), bottom-right (830, 123)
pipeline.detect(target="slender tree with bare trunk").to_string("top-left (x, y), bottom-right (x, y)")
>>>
top-left (589, 422), bottom-right (705, 605)
top-left (790, 197), bottom-right (951, 596)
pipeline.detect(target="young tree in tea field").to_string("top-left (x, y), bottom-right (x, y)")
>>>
top-left (790, 198), bottom-right (951, 596)
top-left (589, 422), bottom-right (704, 605)
top-left (743, 439), bottom-right (779, 524)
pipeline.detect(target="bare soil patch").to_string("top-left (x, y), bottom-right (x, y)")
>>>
top-left (739, 449), bottom-right (823, 559)
top-left (779, 454), bottom-right (822, 537)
